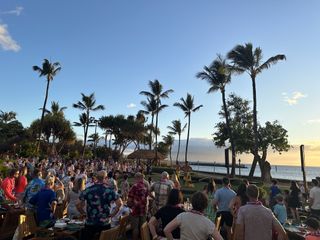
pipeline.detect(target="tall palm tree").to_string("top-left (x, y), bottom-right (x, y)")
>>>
top-left (162, 134), bottom-right (175, 166)
top-left (167, 120), bottom-right (187, 165)
top-left (73, 93), bottom-right (105, 156)
top-left (73, 113), bottom-right (89, 147)
top-left (174, 94), bottom-right (203, 165)
top-left (0, 110), bottom-right (17, 123)
top-left (196, 55), bottom-right (237, 177)
top-left (140, 79), bottom-right (173, 160)
top-left (33, 59), bottom-right (61, 151)
top-left (227, 43), bottom-right (286, 178)
top-left (139, 97), bottom-right (157, 150)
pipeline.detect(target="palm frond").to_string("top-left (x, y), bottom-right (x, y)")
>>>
top-left (257, 54), bottom-right (286, 73)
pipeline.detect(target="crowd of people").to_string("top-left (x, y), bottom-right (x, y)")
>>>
top-left (0, 157), bottom-right (320, 240)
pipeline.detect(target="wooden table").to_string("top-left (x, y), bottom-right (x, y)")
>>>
top-left (0, 207), bottom-right (25, 240)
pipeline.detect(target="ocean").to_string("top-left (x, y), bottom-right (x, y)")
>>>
top-left (190, 163), bottom-right (320, 181)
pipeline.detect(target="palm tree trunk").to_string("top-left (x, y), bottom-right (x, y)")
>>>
top-left (150, 114), bottom-right (154, 150)
top-left (109, 134), bottom-right (112, 149)
top-left (82, 111), bottom-right (90, 157)
top-left (185, 114), bottom-right (191, 165)
top-left (176, 134), bottom-right (181, 165)
top-left (249, 75), bottom-right (260, 179)
top-left (169, 146), bottom-right (172, 166)
top-left (155, 110), bottom-right (159, 164)
top-left (221, 89), bottom-right (236, 177)
top-left (37, 78), bottom-right (51, 154)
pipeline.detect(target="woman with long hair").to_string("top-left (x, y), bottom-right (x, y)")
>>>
top-left (203, 178), bottom-right (216, 222)
top-left (148, 189), bottom-right (185, 240)
top-left (67, 177), bottom-right (86, 219)
top-left (288, 181), bottom-right (301, 221)
top-left (15, 166), bottom-right (28, 202)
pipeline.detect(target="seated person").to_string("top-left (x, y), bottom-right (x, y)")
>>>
top-left (305, 217), bottom-right (320, 240)
top-left (148, 189), bottom-right (184, 240)
top-left (110, 200), bottom-right (130, 227)
top-left (29, 176), bottom-right (57, 227)
top-left (273, 194), bottom-right (287, 225)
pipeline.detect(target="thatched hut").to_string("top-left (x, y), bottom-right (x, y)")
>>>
top-left (127, 149), bottom-right (166, 165)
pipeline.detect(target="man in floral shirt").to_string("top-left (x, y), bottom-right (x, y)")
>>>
top-left (77, 170), bottom-right (121, 240)
top-left (127, 172), bottom-right (149, 240)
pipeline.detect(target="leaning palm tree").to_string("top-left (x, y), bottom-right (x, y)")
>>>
top-left (174, 94), bottom-right (203, 165)
top-left (73, 93), bottom-right (105, 156)
top-left (163, 134), bottom-right (175, 166)
top-left (227, 43), bottom-right (286, 178)
top-left (167, 120), bottom-right (187, 165)
top-left (140, 79), bottom-right (173, 160)
top-left (73, 113), bottom-right (89, 146)
top-left (139, 97), bottom-right (158, 150)
top-left (0, 110), bottom-right (17, 123)
top-left (196, 55), bottom-right (237, 177)
top-left (33, 59), bottom-right (61, 151)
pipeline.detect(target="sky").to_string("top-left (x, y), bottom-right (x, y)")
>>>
top-left (1, 1), bottom-right (320, 167)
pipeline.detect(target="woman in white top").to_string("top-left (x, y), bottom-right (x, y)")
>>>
top-left (67, 177), bottom-right (85, 219)
top-left (164, 191), bottom-right (223, 240)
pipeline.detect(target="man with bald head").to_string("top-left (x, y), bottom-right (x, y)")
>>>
top-left (77, 170), bottom-right (122, 240)
top-left (235, 184), bottom-right (287, 240)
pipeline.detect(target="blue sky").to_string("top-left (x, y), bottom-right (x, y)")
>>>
top-left (1, 1), bottom-right (320, 165)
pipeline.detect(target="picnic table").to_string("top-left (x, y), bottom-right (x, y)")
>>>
top-left (284, 224), bottom-right (307, 240)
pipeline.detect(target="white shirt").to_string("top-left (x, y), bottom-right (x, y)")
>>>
top-left (310, 186), bottom-right (320, 210)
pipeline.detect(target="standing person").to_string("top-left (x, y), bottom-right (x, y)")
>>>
top-left (120, 174), bottom-right (130, 202)
top-left (127, 172), bottom-right (149, 240)
top-left (29, 176), bottom-right (57, 227)
top-left (269, 179), bottom-right (281, 208)
top-left (148, 189), bottom-right (185, 240)
top-left (310, 179), bottom-right (320, 218)
top-left (150, 171), bottom-right (173, 210)
top-left (203, 178), bottom-right (216, 222)
top-left (1, 168), bottom-right (19, 201)
top-left (67, 178), bottom-right (85, 219)
top-left (164, 191), bottom-right (223, 240)
top-left (77, 170), bottom-right (121, 240)
top-left (229, 183), bottom-right (249, 239)
top-left (15, 166), bottom-right (28, 201)
top-left (213, 177), bottom-right (236, 240)
top-left (234, 184), bottom-right (287, 240)
top-left (171, 174), bottom-right (181, 190)
top-left (288, 181), bottom-right (301, 222)
top-left (23, 169), bottom-right (45, 210)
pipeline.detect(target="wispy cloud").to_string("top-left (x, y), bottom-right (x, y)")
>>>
top-left (127, 103), bottom-right (136, 109)
top-left (1, 6), bottom-right (23, 16)
top-left (282, 91), bottom-right (307, 105)
top-left (307, 119), bottom-right (320, 124)
top-left (0, 24), bottom-right (21, 52)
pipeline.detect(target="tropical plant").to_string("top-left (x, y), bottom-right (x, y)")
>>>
top-left (140, 79), bottom-right (173, 160)
top-left (162, 134), bottom-right (175, 166)
top-left (167, 120), bottom-right (187, 165)
top-left (73, 93), bottom-right (105, 156)
top-left (174, 93), bottom-right (203, 165)
top-left (227, 43), bottom-right (286, 178)
top-left (0, 111), bottom-right (17, 123)
top-left (33, 59), bottom-right (61, 151)
top-left (196, 55), bottom-right (237, 176)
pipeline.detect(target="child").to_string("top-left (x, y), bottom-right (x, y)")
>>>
top-left (305, 217), bottom-right (320, 240)
top-left (120, 174), bottom-right (129, 201)
top-left (273, 194), bottom-right (287, 225)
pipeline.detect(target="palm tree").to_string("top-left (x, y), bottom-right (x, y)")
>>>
top-left (196, 55), bottom-right (237, 177)
top-left (33, 59), bottom-right (61, 151)
top-left (0, 110), bottom-right (17, 123)
top-left (227, 43), bottom-right (286, 178)
top-left (73, 93), bottom-right (105, 156)
top-left (174, 94), bottom-right (203, 165)
top-left (167, 120), bottom-right (187, 165)
top-left (73, 113), bottom-right (89, 147)
top-left (162, 134), bottom-right (175, 166)
top-left (139, 97), bottom-right (157, 150)
top-left (140, 79), bottom-right (173, 160)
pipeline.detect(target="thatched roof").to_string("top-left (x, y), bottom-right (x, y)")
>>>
top-left (127, 149), bottom-right (166, 160)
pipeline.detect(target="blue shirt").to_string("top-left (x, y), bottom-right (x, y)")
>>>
top-left (79, 183), bottom-right (118, 226)
top-left (214, 187), bottom-right (236, 212)
top-left (270, 185), bottom-right (281, 199)
top-left (24, 178), bottom-right (45, 209)
top-left (273, 203), bottom-right (287, 224)
top-left (29, 188), bottom-right (57, 223)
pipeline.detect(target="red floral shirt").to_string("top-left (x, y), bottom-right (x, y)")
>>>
top-left (128, 180), bottom-right (148, 216)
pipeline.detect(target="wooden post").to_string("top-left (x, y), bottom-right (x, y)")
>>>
top-left (225, 148), bottom-right (230, 176)
top-left (300, 145), bottom-right (308, 194)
